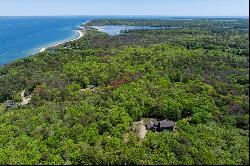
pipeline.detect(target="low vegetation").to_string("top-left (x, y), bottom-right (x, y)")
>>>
top-left (0, 18), bottom-right (249, 165)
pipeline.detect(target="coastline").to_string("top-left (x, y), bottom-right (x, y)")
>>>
top-left (38, 20), bottom-right (90, 53)
top-left (39, 29), bottom-right (85, 53)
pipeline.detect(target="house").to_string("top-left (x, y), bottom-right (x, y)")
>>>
top-left (5, 100), bottom-right (17, 108)
top-left (88, 84), bottom-right (97, 89)
top-left (146, 120), bottom-right (156, 131)
top-left (156, 120), bottom-right (176, 132)
top-left (146, 119), bottom-right (176, 132)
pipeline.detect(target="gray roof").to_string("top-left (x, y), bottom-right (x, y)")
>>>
top-left (154, 121), bottom-right (160, 126)
top-left (159, 120), bottom-right (175, 128)
top-left (88, 85), bottom-right (97, 89)
top-left (146, 121), bottom-right (155, 129)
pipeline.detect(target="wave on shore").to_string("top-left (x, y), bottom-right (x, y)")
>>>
top-left (39, 29), bottom-right (85, 53)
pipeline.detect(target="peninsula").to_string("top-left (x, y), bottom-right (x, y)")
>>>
top-left (0, 18), bottom-right (249, 165)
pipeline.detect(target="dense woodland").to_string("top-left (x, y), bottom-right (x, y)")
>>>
top-left (0, 18), bottom-right (249, 165)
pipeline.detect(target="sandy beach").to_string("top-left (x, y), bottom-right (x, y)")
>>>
top-left (70, 30), bottom-right (85, 42)
top-left (39, 48), bottom-right (46, 53)
top-left (39, 28), bottom-right (85, 53)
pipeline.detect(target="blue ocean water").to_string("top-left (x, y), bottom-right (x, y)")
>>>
top-left (0, 16), bottom-right (164, 65)
top-left (0, 16), bottom-right (167, 65)
top-left (0, 16), bottom-right (89, 65)
top-left (0, 16), bottom-right (247, 65)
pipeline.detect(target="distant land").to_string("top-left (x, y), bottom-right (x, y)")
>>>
top-left (0, 16), bottom-right (249, 165)
top-left (0, 15), bottom-right (248, 65)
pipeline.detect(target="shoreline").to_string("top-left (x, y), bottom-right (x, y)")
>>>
top-left (39, 23), bottom-right (87, 53)
top-left (0, 21), bottom-right (90, 66)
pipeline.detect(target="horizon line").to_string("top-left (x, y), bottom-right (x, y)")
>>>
top-left (0, 15), bottom-right (249, 18)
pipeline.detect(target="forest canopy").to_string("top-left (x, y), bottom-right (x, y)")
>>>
top-left (0, 18), bottom-right (249, 165)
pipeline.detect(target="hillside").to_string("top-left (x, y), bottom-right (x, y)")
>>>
top-left (0, 19), bottom-right (249, 165)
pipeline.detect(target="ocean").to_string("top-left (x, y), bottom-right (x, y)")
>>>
top-left (0, 15), bottom-right (162, 65)
top-left (0, 16), bottom-right (247, 65)
top-left (0, 16), bottom-right (89, 65)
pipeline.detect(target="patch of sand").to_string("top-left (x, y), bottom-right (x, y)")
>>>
top-left (20, 90), bottom-right (32, 105)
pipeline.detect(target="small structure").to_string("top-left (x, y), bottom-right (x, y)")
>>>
top-left (146, 119), bottom-right (176, 132)
top-left (146, 120), bottom-right (156, 131)
top-left (157, 120), bottom-right (176, 132)
top-left (4, 100), bottom-right (17, 108)
top-left (88, 85), bottom-right (97, 89)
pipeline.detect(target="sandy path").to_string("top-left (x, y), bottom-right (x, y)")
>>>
top-left (138, 120), bottom-right (147, 140)
top-left (21, 90), bottom-right (32, 105)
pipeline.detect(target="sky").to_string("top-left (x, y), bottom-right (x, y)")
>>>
top-left (0, 0), bottom-right (249, 16)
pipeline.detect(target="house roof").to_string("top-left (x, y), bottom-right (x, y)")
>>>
top-left (146, 121), bottom-right (155, 129)
top-left (88, 85), bottom-right (97, 89)
top-left (154, 121), bottom-right (160, 126)
top-left (159, 120), bottom-right (175, 128)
